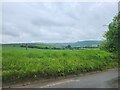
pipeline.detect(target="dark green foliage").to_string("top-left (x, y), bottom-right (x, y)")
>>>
top-left (101, 12), bottom-right (120, 53)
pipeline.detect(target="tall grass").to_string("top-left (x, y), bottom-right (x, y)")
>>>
top-left (2, 48), bottom-right (118, 83)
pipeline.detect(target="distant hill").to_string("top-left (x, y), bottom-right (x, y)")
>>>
top-left (72, 40), bottom-right (103, 47)
top-left (2, 40), bottom-right (103, 49)
top-left (48, 40), bottom-right (103, 48)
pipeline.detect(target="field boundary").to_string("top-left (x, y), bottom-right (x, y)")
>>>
top-left (2, 68), bottom-right (118, 88)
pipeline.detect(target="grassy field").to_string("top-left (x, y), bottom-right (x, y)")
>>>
top-left (2, 46), bottom-right (118, 83)
top-left (2, 43), bottom-right (56, 49)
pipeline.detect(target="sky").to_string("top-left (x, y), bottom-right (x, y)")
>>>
top-left (2, 2), bottom-right (118, 43)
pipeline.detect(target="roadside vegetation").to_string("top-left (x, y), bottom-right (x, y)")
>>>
top-left (100, 12), bottom-right (119, 67)
top-left (2, 47), bottom-right (118, 83)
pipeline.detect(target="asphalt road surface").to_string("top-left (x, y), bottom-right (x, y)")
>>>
top-left (41, 69), bottom-right (118, 88)
top-left (5, 69), bottom-right (119, 88)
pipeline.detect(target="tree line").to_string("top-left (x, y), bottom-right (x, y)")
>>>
top-left (20, 44), bottom-right (99, 50)
top-left (101, 12), bottom-right (120, 54)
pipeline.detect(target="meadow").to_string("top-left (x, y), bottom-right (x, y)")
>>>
top-left (2, 45), bottom-right (118, 83)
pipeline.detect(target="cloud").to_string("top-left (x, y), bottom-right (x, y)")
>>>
top-left (2, 2), bottom-right (118, 43)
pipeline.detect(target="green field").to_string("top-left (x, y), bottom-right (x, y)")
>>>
top-left (2, 45), bottom-right (118, 83)
top-left (2, 43), bottom-right (56, 49)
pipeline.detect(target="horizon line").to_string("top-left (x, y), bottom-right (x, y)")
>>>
top-left (1, 39), bottom-right (104, 44)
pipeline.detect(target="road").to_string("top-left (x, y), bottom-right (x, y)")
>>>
top-left (4, 69), bottom-right (118, 88)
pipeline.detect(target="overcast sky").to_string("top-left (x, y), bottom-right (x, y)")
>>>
top-left (2, 2), bottom-right (118, 43)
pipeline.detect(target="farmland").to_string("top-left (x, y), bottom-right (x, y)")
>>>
top-left (2, 44), bottom-right (118, 83)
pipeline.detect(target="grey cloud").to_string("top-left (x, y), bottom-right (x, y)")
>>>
top-left (3, 30), bottom-right (19, 37)
top-left (2, 2), bottom-right (118, 43)
top-left (31, 17), bottom-right (76, 27)
top-left (2, 22), bottom-right (20, 37)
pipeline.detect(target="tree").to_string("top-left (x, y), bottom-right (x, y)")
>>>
top-left (65, 45), bottom-right (72, 49)
top-left (101, 12), bottom-right (120, 53)
top-left (26, 44), bottom-right (28, 50)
